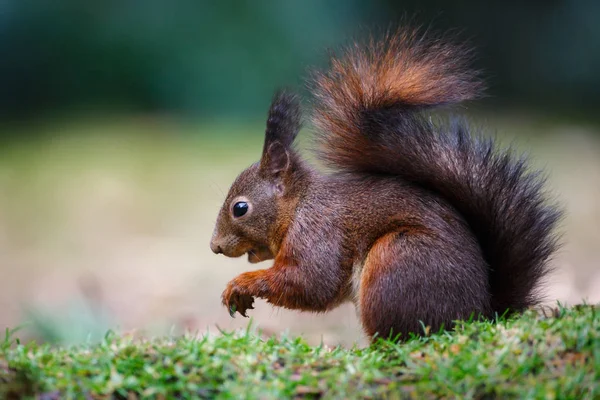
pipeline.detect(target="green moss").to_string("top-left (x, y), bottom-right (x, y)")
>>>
top-left (1, 305), bottom-right (598, 399)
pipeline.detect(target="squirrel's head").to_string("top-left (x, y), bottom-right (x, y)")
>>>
top-left (210, 91), bottom-right (307, 263)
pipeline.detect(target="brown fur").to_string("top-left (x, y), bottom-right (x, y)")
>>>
top-left (311, 29), bottom-right (483, 150)
top-left (210, 29), bottom-right (561, 342)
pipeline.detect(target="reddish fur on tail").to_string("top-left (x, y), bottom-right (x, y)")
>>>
top-left (311, 29), bottom-right (484, 145)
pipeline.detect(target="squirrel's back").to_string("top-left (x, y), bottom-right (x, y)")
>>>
top-left (310, 29), bottom-right (562, 314)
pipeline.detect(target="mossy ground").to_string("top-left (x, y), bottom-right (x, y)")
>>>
top-left (1, 305), bottom-right (598, 399)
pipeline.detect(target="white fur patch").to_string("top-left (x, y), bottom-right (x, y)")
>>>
top-left (351, 258), bottom-right (366, 317)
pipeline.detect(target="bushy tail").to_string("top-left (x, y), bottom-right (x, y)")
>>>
top-left (310, 29), bottom-right (562, 313)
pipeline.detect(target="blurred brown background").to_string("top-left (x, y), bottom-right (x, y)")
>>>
top-left (0, 0), bottom-right (599, 347)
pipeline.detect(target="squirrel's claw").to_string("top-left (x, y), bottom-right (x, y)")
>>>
top-left (223, 286), bottom-right (255, 318)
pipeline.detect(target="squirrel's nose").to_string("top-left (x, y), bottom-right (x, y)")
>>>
top-left (210, 241), bottom-right (223, 254)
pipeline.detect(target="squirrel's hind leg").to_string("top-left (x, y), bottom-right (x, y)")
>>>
top-left (358, 229), bottom-right (491, 342)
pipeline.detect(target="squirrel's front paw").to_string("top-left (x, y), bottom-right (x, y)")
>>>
top-left (222, 280), bottom-right (255, 318)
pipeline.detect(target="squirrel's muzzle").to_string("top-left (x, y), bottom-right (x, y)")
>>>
top-left (210, 240), bottom-right (223, 254)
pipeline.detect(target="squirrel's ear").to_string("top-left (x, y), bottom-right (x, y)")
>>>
top-left (259, 90), bottom-right (301, 189)
top-left (260, 141), bottom-right (290, 183)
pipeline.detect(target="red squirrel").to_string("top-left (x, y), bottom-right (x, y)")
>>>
top-left (209, 29), bottom-right (561, 341)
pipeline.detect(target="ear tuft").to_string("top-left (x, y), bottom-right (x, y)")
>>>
top-left (263, 90), bottom-right (302, 151)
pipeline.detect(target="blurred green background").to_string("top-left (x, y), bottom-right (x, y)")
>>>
top-left (1, 0), bottom-right (599, 346)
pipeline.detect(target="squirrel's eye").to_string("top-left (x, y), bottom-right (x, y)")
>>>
top-left (232, 201), bottom-right (249, 218)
